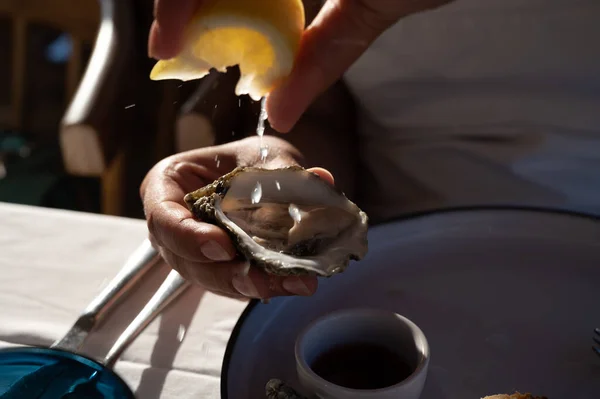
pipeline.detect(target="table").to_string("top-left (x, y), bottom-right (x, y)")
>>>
top-left (0, 202), bottom-right (249, 398)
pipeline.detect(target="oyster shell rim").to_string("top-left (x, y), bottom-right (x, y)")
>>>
top-left (184, 166), bottom-right (369, 277)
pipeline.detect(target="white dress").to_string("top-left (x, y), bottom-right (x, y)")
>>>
top-left (344, 0), bottom-right (600, 222)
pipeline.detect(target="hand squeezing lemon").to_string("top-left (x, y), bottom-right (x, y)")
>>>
top-left (150, 0), bottom-right (305, 100)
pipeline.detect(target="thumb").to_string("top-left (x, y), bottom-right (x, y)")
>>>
top-left (307, 167), bottom-right (335, 186)
top-left (266, 0), bottom-right (395, 132)
top-left (149, 0), bottom-right (202, 59)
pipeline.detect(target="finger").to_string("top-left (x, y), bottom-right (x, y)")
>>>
top-left (148, 231), bottom-right (160, 250)
top-left (141, 152), bottom-right (241, 263)
top-left (266, 0), bottom-right (390, 132)
top-left (148, 200), bottom-right (237, 262)
top-left (232, 267), bottom-right (318, 299)
top-left (228, 264), bottom-right (319, 299)
top-left (307, 167), bottom-right (334, 186)
top-left (141, 155), bottom-right (236, 205)
top-left (149, 0), bottom-right (202, 59)
top-left (160, 248), bottom-right (318, 298)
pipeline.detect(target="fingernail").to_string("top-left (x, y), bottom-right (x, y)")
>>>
top-left (201, 240), bottom-right (232, 261)
top-left (148, 22), bottom-right (159, 59)
top-left (232, 275), bottom-right (260, 298)
top-left (282, 277), bottom-right (313, 296)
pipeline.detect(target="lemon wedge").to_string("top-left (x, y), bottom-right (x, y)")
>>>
top-left (150, 0), bottom-right (305, 100)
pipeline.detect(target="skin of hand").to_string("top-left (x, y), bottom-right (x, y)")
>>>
top-left (140, 135), bottom-right (335, 299)
top-left (148, 0), bottom-right (454, 132)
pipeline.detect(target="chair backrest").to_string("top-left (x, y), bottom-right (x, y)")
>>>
top-left (59, 0), bottom-right (134, 177)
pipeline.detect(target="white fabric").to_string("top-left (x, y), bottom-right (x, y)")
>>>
top-left (344, 0), bottom-right (600, 222)
top-left (0, 202), bottom-right (248, 398)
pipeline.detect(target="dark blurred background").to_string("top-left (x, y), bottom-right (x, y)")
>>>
top-left (0, 7), bottom-right (97, 213)
top-left (0, 0), bottom-right (254, 219)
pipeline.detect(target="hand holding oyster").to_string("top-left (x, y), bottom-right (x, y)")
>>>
top-left (141, 136), bottom-right (368, 300)
top-left (184, 166), bottom-right (368, 277)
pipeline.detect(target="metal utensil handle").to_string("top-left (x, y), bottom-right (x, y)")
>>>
top-left (103, 269), bottom-right (191, 367)
top-left (52, 239), bottom-right (160, 351)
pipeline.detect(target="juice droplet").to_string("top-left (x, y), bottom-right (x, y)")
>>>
top-left (177, 325), bottom-right (186, 342)
top-left (240, 262), bottom-right (251, 276)
top-left (275, 181), bottom-right (281, 191)
top-left (251, 182), bottom-right (263, 204)
top-left (256, 97), bottom-right (270, 163)
top-left (288, 203), bottom-right (302, 223)
top-left (256, 97), bottom-right (268, 138)
top-left (260, 146), bottom-right (269, 162)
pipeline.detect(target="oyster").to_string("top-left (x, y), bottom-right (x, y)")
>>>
top-left (184, 166), bottom-right (368, 276)
top-left (265, 379), bottom-right (307, 399)
top-left (482, 395), bottom-right (548, 399)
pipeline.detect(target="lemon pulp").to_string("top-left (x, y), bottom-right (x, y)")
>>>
top-left (150, 0), bottom-right (305, 100)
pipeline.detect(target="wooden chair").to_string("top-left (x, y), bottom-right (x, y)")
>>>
top-left (58, 0), bottom-right (136, 216)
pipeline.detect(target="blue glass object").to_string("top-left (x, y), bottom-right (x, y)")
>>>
top-left (0, 348), bottom-right (134, 399)
top-left (46, 33), bottom-right (73, 64)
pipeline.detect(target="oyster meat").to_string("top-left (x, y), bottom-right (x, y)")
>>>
top-left (184, 166), bottom-right (368, 276)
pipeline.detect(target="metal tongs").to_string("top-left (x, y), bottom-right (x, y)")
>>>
top-left (52, 239), bottom-right (190, 362)
top-left (0, 239), bottom-right (191, 398)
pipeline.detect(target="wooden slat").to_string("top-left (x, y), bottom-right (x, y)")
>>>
top-left (66, 37), bottom-right (82, 103)
top-left (101, 148), bottom-right (125, 216)
top-left (60, 0), bottom-right (136, 177)
top-left (10, 16), bottom-right (25, 130)
top-left (0, 105), bottom-right (10, 128)
top-left (155, 84), bottom-right (179, 160)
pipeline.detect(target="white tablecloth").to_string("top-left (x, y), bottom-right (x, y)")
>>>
top-left (0, 202), bottom-right (249, 398)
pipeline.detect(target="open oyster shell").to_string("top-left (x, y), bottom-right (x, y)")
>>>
top-left (184, 166), bottom-right (368, 277)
